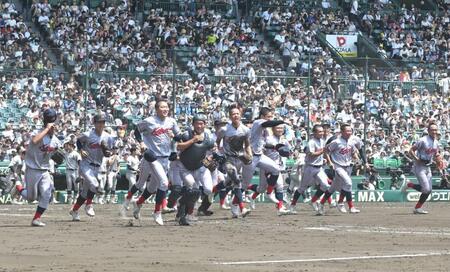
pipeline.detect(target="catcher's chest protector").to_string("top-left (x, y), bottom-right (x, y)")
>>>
top-left (179, 130), bottom-right (214, 171)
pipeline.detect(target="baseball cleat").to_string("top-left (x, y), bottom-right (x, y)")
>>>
top-left (241, 208), bottom-right (251, 218)
top-left (288, 204), bottom-right (298, 214)
top-left (231, 204), bottom-right (240, 218)
top-left (67, 196), bottom-right (73, 204)
top-left (337, 203), bottom-right (347, 213)
top-left (316, 203), bottom-right (325, 216)
top-left (31, 219), bottom-right (46, 227)
top-left (162, 207), bottom-right (176, 214)
top-left (249, 198), bottom-right (256, 210)
top-left (311, 202), bottom-right (319, 212)
top-left (278, 206), bottom-right (291, 216)
top-left (132, 200), bottom-right (142, 220)
top-left (70, 209), bottom-right (81, 221)
top-left (197, 210), bottom-right (214, 216)
top-left (349, 207), bottom-right (360, 214)
top-left (9, 181), bottom-right (21, 199)
top-left (153, 212), bottom-right (164, 226)
top-left (413, 208), bottom-right (428, 214)
top-left (178, 216), bottom-right (190, 226)
top-left (220, 203), bottom-right (231, 210)
top-left (84, 204), bottom-right (95, 217)
top-left (122, 198), bottom-right (131, 210)
top-left (186, 214), bottom-right (198, 222)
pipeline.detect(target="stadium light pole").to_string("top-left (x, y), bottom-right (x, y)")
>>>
top-left (363, 56), bottom-right (368, 175)
top-left (84, 42), bottom-right (89, 131)
top-left (306, 52), bottom-right (311, 141)
top-left (172, 49), bottom-right (176, 117)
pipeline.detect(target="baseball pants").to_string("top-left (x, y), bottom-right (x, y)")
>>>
top-left (22, 168), bottom-right (53, 209)
top-left (242, 154), bottom-right (280, 188)
top-left (412, 162), bottom-right (432, 194)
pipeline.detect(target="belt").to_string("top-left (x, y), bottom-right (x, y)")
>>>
top-left (253, 153), bottom-right (262, 157)
top-left (89, 163), bottom-right (101, 167)
top-left (308, 164), bottom-right (323, 168)
top-left (157, 156), bottom-right (169, 158)
top-left (332, 161), bottom-right (351, 168)
top-left (67, 168), bottom-right (77, 171)
top-left (27, 167), bottom-right (49, 172)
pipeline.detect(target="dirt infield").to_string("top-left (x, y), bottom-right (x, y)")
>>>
top-left (1, 202), bottom-right (450, 272)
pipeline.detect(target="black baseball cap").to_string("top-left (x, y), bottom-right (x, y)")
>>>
top-left (93, 113), bottom-right (106, 123)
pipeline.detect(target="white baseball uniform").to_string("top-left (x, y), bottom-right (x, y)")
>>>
top-left (326, 136), bottom-right (359, 193)
top-left (412, 135), bottom-right (439, 193)
top-left (298, 137), bottom-right (329, 193)
top-left (77, 129), bottom-right (114, 198)
top-left (136, 116), bottom-right (180, 193)
top-left (242, 119), bottom-right (280, 188)
top-left (22, 130), bottom-right (62, 209)
top-left (65, 150), bottom-right (81, 193)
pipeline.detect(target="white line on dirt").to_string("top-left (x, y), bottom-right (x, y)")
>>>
top-left (304, 225), bottom-right (450, 236)
top-left (217, 252), bottom-right (450, 265)
top-left (0, 213), bottom-right (54, 218)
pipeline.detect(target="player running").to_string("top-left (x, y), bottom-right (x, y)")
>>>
top-left (10, 108), bottom-right (62, 226)
top-left (69, 113), bottom-right (115, 221)
top-left (130, 100), bottom-right (180, 225)
top-left (216, 104), bottom-right (252, 218)
top-left (404, 123), bottom-right (441, 214)
top-left (289, 124), bottom-right (330, 213)
top-left (317, 124), bottom-right (367, 215)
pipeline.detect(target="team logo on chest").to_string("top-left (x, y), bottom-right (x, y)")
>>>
top-left (425, 147), bottom-right (437, 155)
top-left (89, 142), bottom-right (101, 149)
top-left (339, 146), bottom-right (352, 155)
top-left (152, 127), bottom-right (171, 136)
top-left (40, 144), bottom-right (56, 153)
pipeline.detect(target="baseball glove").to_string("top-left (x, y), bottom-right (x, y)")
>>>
top-left (435, 154), bottom-right (445, 170)
top-left (100, 141), bottom-right (112, 157)
top-left (238, 153), bottom-right (253, 165)
top-left (51, 148), bottom-right (65, 165)
top-left (202, 157), bottom-right (218, 172)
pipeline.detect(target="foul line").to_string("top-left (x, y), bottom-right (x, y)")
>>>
top-left (217, 252), bottom-right (450, 265)
top-left (304, 226), bottom-right (450, 236)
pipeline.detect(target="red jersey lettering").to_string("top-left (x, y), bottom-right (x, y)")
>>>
top-left (152, 127), bottom-right (170, 136)
top-left (339, 147), bottom-right (352, 155)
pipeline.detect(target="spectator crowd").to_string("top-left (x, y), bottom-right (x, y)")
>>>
top-left (0, 0), bottom-right (449, 176)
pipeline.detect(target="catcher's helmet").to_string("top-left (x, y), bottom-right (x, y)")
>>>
top-left (43, 108), bottom-right (57, 124)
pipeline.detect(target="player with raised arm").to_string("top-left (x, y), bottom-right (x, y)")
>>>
top-left (10, 108), bottom-right (62, 226)
top-left (243, 107), bottom-right (284, 209)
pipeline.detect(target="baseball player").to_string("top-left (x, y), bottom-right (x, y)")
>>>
top-left (174, 114), bottom-right (215, 225)
top-left (243, 107), bottom-right (284, 209)
top-left (96, 157), bottom-right (108, 204)
top-left (216, 104), bottom-right (251, 218)
top-left (317, 124), bottom-right (367, 215)
top-left (260, 124), bottom-right (293, 215)
top-left (405, 123), bottom-right (440, 214)
top-left (10, 108), bottom-right (62, 226)
top-left (130, 100), bottom-right (180, 225)
top-left (124, 147), bottom-right (140, 190)
top-left (64, 142), bottom-right (81, 204)
top-left (289, 124), bottom-right (330, 213)
top-left (105, 147), bottom-right (120, 203)
top-left (211, 118), bottom-right (232, 210)
top-left (69, 113), bottom-right (114, 221)
top-left (6, 147), bottom-right (26, 203)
